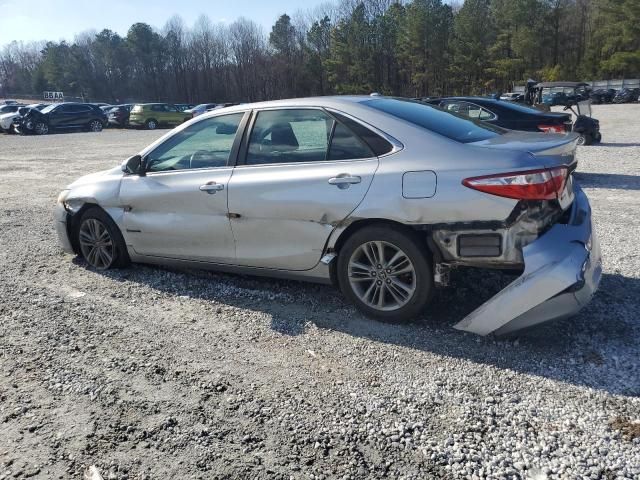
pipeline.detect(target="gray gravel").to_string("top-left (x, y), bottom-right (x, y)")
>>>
top-left (1, 106), bottom-right (639, 480)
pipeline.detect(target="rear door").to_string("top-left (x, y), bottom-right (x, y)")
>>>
top-left (227, 107), bottom-right (379, 270)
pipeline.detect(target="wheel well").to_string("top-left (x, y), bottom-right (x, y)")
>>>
top-left (66, 203), bottom-right (104, 254)
top-left (329, 219), bottom-right (432, 285)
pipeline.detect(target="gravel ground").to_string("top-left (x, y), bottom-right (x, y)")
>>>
top-left (1, 105), bottom-right (639, 480)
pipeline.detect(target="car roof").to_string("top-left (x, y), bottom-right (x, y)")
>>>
top-left (201, 95), bottom-right (389, 115)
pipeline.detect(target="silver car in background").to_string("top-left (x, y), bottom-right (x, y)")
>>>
top-left (55, 96), bottom-right (602, 335)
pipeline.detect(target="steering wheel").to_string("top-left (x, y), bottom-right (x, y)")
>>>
top-left (189, 150), bottom-right (210, 169)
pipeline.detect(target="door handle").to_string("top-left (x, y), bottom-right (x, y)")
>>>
top-left (328, 175), bottom-right (361, 188)
top-left (199, 182), bottom-right (224, 194)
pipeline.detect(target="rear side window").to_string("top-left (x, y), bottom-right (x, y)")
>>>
top-left (328, 122), bottom-right (373, 160)
top-left (331, 112), bottom-right (394, 156)
top-left (245, 109), bottom-right (378, 165)
top-left (246, 109), bottom-right (330, 165)
top-left (364, 98), bottom-right (504, 143)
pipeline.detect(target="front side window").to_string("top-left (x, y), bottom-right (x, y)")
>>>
top-left (146, 113), bottom-right (244, 173)
top-left (245, 109), bottom-right (374, 165)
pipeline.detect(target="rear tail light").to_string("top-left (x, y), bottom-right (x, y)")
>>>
top-left (538, 124), bottom-right (565, 133)
top-left (462, 167), bottom-right (568, 201)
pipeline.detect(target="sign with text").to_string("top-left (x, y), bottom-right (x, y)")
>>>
top-left (43, 91), bottom-right (64, 101)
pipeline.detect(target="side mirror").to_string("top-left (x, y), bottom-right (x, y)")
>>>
top-left (122, 154), bottom-right (145, 175)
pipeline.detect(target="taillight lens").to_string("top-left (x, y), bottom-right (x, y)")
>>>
top-left (538, 124), bottom-right (565, 133)
top-left (462, 167), bottom-right (568, 201)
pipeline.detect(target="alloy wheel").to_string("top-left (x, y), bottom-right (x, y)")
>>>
top-left (34, 122), bottom-right (48, 135)
top-left (147, 120), bottom-right (157, 130)
top-left (348, 240), bottom-right (416, 311)
top-left (89, 120), bottom-right (102, 132)
top-left (576, 134), bottom-right (586, 146)
top-left (79, 218), bottom-right (115, 270)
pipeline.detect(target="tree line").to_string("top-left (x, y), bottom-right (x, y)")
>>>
top-left (0, 0), bottom-right (638, 103)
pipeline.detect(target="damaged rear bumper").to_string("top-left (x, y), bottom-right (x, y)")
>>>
top-left (454, 186), bottom-right (602, 335)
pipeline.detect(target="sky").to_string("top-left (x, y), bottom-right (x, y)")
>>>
top-left (0, 0), bottom-right (326, 46)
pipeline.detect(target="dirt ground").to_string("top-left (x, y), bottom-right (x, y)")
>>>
top-left (1, 105), bottom-right (639, 479)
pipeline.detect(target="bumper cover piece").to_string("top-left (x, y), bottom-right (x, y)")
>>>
top-left (454, 186), bottom-right (601, 335)
top-left (55, 203), bottom-right (75, 254)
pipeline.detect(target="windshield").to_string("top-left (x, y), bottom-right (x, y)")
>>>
top-left (40, 104), bottom-right (58, 114)
top-left (364, 98), bottom-right (504, 143)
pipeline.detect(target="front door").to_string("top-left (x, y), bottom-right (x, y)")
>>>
top-left (119, 112), bottom-right (247, 262)
top-left (228, 108), bottom-right (379, 271)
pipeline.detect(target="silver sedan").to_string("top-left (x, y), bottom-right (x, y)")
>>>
top-left (55, 96), bottom-right (602, 335)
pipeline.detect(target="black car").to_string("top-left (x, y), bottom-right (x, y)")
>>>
top-left (590, 88), bottom-right (617, 104)
top-left (13, 102), bottom-right (107, 135)
top-left (613, 88), bottom-right (640, 104)
top-left (422, 97), bottom-right (572, 133)
top-left (107, 104), bottom-right (134, 127)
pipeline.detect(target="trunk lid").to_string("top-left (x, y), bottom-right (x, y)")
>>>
top-left (470, 131), bottom-right (578, 210)
top-left (470, 130), bottom-right (578, 155)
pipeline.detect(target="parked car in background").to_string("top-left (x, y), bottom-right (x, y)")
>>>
top-left (0, 99), bottom-right (18, 105)
top-left (13, 102), bottom-right (107, 135)
top-left (499, 92), bottom-right (524, 102)
top-left (590, 88), bottom-right (616, 104)
top-left (0, 104), bottom-right (47, 133)
top-left (128, 103), bottom-right (191, 130)
top-left (0, 104), bottom-right (24, 115)
top-left (55, 96), bottom-right (600, 336)
top-left (613, 88), bottom-right (640, 104)
top-left (175, 103), bottom-right (196, 112)
top-left (422, 97), bottom-right (572, 133)
top-left (184, 103), bottom-right (218, 118)
top-left (107, 104), bottom-right (134, 128)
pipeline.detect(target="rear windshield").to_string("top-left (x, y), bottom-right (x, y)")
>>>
top-left (363, 98), bottom-right (504, 143)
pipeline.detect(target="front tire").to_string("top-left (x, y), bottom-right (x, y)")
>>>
top-left (337, 226), bottom-right (433, 322)
top-left (77, 208), bottom-right (130, 270)
top-left (145, 119), bottom-right (157, 130)
top-left (88, 120), bottom-right (103, 132)
top-left (34, 122), bottom-right (48, 135)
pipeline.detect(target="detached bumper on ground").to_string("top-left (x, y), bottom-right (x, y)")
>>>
top-left (454, 186), bottom-right (602, 336)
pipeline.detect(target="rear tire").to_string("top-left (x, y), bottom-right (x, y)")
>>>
top-left (576, 133), bottom-right (592, 146)
top-left (76, 207), bottom-right (130, 270)
top-left (337, 226), bottom-right (433, 322)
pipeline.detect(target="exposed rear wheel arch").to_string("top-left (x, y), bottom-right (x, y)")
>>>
top-left (335, 224), bottom-right (434, 322)
top-left (329, 219), bottom-right (432, 285)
